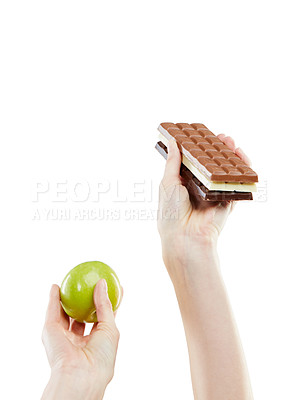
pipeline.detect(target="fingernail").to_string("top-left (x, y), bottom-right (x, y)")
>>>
top-left (102, 279), bottom-right (108, 294)
top-left (50, 284), bottom-right (57, 296)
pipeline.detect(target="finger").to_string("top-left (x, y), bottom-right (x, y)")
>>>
top-left (119, 286), bottom-right (124, 305)
top-left (93, 279), bottom-right (115, 325)
top-left (44, 284), bottom-right (68, 329)
top-left (70, 319), bottom-right (85, 336)
top-left (45, 285), bottom-right (61, 324)
top-left (235, 147), bottom-right (252, 167)
top-left (218, 133), bottom-right (252, 167)
top-left (114, 286), bottom-right (124, 317)
top-left (59, 307), bottom-right (70, 330)
top-left (162, 139), bottom-right (182, 187)
top-left (219, 135), bottom-right (236, 152)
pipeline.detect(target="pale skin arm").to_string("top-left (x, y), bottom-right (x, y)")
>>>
top-left (41, 279), bottom-right (120, 400)
top-left (158, 136), bottom-right (253, 400)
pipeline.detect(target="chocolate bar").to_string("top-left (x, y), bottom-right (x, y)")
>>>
top-left (158, 123), bottom-right (258, 193)
top-left (156, 141), bottom-right (253, 201)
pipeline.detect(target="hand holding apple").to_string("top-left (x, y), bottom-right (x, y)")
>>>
top-left (42, 277), bottom-right (121, 400)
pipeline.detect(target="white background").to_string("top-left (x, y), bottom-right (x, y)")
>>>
top-left (0, 1), bottom-right (300, 399)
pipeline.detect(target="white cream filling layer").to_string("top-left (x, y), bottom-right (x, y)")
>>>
top-left (157, 129), bottom-right (257, 192)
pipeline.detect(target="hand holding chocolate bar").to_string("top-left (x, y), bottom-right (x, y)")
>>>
top-left (156, 122), bottom-right (258, 202)
top-left (157, 123), bottom-right (256, 246)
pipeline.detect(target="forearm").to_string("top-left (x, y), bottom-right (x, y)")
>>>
top-left (164, 240), bottom-right (253, 400)
top-left (41, 369), bottom-right (106, 400)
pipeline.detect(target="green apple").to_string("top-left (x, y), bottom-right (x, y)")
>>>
top-left (60, 261), bottom-right (121, 323)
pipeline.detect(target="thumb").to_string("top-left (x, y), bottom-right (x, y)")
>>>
top-left (93, 279), bottom-right (115, 325)
top-left (88, 279), bottom-right (119, 380)
top-left (162, 139), bottom-right (182, 187)
top-left (88, 279), bottom-right (119, 348)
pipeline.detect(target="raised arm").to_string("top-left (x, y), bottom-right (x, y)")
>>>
top-left (157, 138), bottom-right (253, 400)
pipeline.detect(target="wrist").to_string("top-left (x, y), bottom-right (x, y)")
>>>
top-left (161, 231), bottom-right (218, 265)
top-left (161, 233), bottom-right (220, 287)
top-left (42, 367), bottom-right (107, 400)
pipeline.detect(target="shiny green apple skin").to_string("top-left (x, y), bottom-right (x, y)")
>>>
top-left (60, 261), bottom-right (121, 323)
